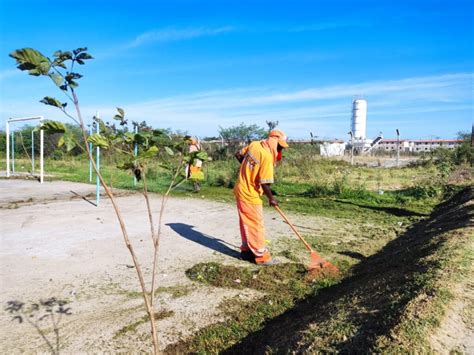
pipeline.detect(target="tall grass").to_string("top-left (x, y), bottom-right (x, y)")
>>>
top-left (1, 143), bottom-right (467, 213)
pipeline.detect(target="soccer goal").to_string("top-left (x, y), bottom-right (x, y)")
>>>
top-left (6, 116), bottom-right (44, 183)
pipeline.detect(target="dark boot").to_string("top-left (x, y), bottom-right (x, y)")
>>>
top-left (240, 250), bottom-right (255, 262)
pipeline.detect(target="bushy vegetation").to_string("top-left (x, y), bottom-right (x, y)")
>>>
top-left (3, 134), bottom-right (471, 212)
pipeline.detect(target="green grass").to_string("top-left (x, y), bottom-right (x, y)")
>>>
top-left (1, 153), bottom-right (450, 220)
top-left (3, 154), bottom-right (471, 352)
top-left (166, 262), bottom-right (340, 353)
top-left (167, 187), bottom-right (473, 353)
top-left (114, 310), bottom-right (174, 338)
top-left (117, 284), bottom-right (192, 299)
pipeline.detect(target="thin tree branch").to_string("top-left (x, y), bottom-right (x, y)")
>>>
top-left (150, 156), bottom-right (185, 306)
top-left (70, 88), bottom-right (159, 354)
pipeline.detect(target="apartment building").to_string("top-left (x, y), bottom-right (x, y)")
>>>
top-left (378, 139), bottom-right (463, 152)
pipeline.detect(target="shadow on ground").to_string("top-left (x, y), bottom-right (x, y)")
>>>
top-left (224, 187), bottom-right (473, 353)
top-left (335, 199), bottom-right (428, 217)
top-left (5, 297), bottom-right (72, 354)
top-left (167, 222), bottom-right (241, 259)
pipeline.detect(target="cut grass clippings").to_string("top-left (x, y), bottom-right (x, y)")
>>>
top-left (164, 262), bottom-right (340, 353)
top-left (224, 186), bottom-right (473, 353)
top-left (114, 310), bottom-right (174, 339)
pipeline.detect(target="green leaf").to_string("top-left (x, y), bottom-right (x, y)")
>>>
top-left (159, 163), bottom-right (173, 171)
top-left (165, 146), bottom-right (174, 156)
top-left (76, 52), bottom-right (93, 61)
top-left (54, 61), bottom-right (67, 69)
top-left (87, 133), bottom-right (109, 149)
top-left (196, 151), bottom-right (208, 160)
top-left (63, 51), bottom-right (73, 59)
top-left (58, 136), bottom-right (65, 148)
top-left (113, 107), bottom-right (125, 121)
top-left (42, 120), bottom-right (66, 134)
top-left (117, 161), bottom-right (134, 170)
top-left (123, 132), bottom-right (135, 143)
top-left (52, 50), bottom-right (72, 68)
top-left (9, 48), bottom-right (51, 76)
top-left (138, 146), bottom-right (159, 160)
top-left (73, 47), bottom-right (88, 55)
top-left (134, 132), bottom-right (150, 146)
top-left (40, 96), bottom-right (64, 109)
top-left (49, 73), bottom-right (63, 87)
top-left (63, 132), bottom-right (76, 152)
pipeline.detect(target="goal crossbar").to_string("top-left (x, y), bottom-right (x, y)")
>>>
top-left (6, 116), bottom-right (44, 183)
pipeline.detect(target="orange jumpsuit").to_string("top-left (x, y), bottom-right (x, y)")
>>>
top-left (233, 141), bottom-right (274, 264)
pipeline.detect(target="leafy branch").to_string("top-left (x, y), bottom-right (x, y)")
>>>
top-left (9, 47), bottom-right (201, 354)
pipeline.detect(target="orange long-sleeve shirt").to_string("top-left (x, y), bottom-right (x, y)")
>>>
top-left (233, 141), bottom-right (274, 205)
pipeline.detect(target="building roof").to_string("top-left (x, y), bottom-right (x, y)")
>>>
top-left (381, 139), bottom-right (463, 143)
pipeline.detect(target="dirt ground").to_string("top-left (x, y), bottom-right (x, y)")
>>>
top-left (1, 179), bottom-right (472, 353)
top-left (0, 179), bottom-right (321, 353)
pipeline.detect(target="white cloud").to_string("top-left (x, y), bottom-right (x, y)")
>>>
top-left (2, 73), bottom-right (472, 139)
top-left (119, 73), bottom-right (472, 138)
top-left (126, 26), bottom-right (235, 48)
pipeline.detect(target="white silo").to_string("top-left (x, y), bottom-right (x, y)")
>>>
top-left (351, 99), bottom-right (367, 140)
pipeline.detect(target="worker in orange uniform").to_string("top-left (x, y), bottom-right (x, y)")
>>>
top-left (234, 129), bottom-right (289, 265)
top-left (186, 136), bottom-right (204, 192)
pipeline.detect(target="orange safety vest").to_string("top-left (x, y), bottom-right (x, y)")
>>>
top-left (233, 141), bottom-right (274, 205)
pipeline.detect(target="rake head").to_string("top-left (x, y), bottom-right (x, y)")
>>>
top-left (307, 251), bottom-right (339, 277)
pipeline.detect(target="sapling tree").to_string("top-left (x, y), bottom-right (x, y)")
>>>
top-left (10, 47), bottom-right (207, 354)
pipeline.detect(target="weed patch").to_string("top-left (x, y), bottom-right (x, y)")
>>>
top-left (114, 310), bottom-right (174, 338)
top-left (167, 262), bottom-right (339, 353)
top-left (118, 285), bottom-right (191, 299)
top-left (223, 186), bottom-right (473, 353)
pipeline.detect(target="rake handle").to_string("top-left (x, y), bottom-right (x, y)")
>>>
top-left (274, 205), bottom-right (314, 253)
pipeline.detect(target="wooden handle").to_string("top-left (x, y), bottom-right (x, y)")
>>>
top-left (274, 205), bottom-right (314, 252)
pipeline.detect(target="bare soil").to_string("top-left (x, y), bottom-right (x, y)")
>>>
top-left (430, 281), bottom-right (474, 354)
top-left (0, 179), bottom-right (328, 353)
top-left (1, 179), bottom-right (472, 353)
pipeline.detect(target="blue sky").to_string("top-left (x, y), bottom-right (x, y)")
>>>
top-left (0, 0), bottom-right (472, 140)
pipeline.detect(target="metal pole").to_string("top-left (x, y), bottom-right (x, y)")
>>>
top-left (6, 121), bottom-right (10, 177)
top-left (133, 125), bottom-right (138, 186)
top-left (349, 131), bottom-right (354, 166)
top-left (95, 113), bottom-right (100, 206)
top-left (396, 129), bottom-right (400, 168)
top-left (11, 129), bottom-right (15, 174)
top-left (31, 130), bottom-right (35, 173)
top-left (89, 125), bottom-right (93, 182)
top-left (471, 124), bottom-right (474, 167)
top-left (39, 117), bottom-right (44, 184)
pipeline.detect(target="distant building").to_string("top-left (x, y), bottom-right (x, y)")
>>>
top-left (320, 140), bottom-right (346, 157)
top-left (377, 139), bottom-right (463, 152)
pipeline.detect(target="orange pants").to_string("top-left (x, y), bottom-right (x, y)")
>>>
top-left (236, 200), bottom-right (272, 263)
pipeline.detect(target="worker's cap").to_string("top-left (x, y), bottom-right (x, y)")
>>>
top-left (268, 129), bottom-right (289, 148)
top-left (185, 136), bottom-right (198, 145)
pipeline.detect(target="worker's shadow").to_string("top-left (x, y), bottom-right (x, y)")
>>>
top-left (166, 223), bottom-right (241, 259)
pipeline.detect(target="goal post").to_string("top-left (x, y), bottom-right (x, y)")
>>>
top-left (6, 116), bottom-right (44, 183)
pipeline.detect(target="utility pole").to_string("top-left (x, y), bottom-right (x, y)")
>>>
top-left (348, 131), bottom-right (354, 165)
top-left (396, 128), bottom-right (400, 168)
top-left (471, 123), bottom-right (473, 167)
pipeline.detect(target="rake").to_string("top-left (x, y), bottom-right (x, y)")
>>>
top-left (274, 205), bottom-right (339, 275)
